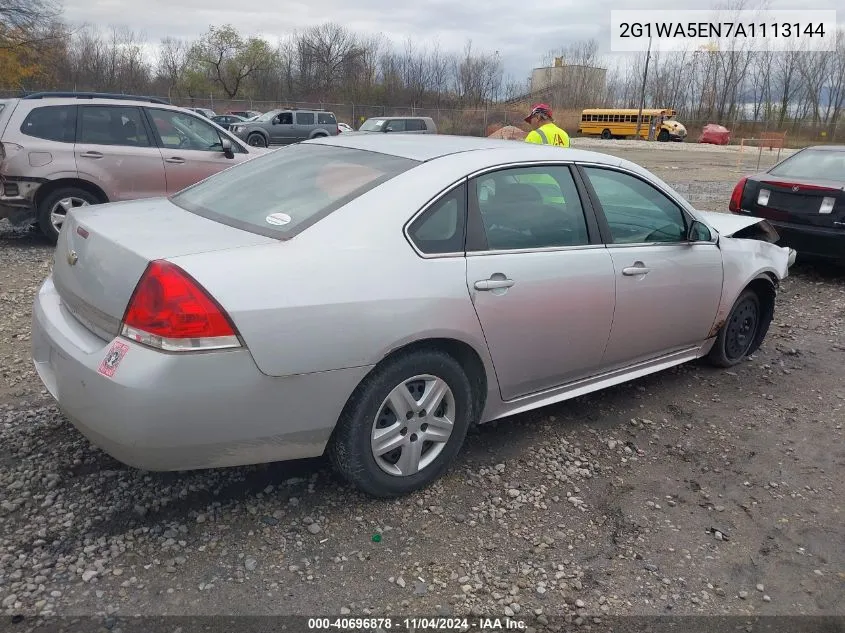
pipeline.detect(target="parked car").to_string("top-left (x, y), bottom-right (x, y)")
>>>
top-left (229, 110), bottom-right (262, 119)
top-left (338, 122), bottom-right (354, 133)
top-left (188, 107), bottom-right (216, 119)
top-left (229, 109), bottom-right (339, 147)
top-left (0, 92), bottom-right (267, 242)
top-left (358, 116), bottom-right (437, 134)
top-left (31, 134), bottom-right (795, 497)
top-left (729, 145), bottom-right (844, 263)
top-left (212, 114), bottom-right (245, 130)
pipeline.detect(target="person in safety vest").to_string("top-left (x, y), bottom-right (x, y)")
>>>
top-left (524, 103), bottom-right (570, 147)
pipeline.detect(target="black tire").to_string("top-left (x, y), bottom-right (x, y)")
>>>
top-left (601, 128), bottom-right (612, 140)
top-left (37, 187), bottom-right (100, 244)
top-left (247, 133), bottom-right (267, 147)
top-left (657, 129), bottom-right (670, 142)
top-left (328, 349), bottom-right (475, 498)
top-left (707, 289), bottom-right (761, 368)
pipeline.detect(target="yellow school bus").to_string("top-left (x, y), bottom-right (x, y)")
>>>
top-left (578, 108), bottom-right (687, 141)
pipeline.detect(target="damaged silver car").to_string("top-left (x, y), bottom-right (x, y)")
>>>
top-left (31, 134), bottom-right (795, 497)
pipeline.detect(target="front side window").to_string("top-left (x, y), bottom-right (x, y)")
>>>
top-left (79, 106), bottom-right (151, 147)
top-left (20, 105), bottom-right (77, 143)
top-left (148, 109), bottom-right (225, 152)
top-left (385, 119), bottom-right (406, 132)
top-left (296, 112), bottom-right (315, 125)
top-left (582, 167), bottom-right (688, 244)
top-left (407, 184), bottom-right (466, 254)
top-left (171, 144), bottom-right (420, 239)
top-left (472, 165), bottom-right (590, 251)
top-left (277, 112), bottom-right (293, 124)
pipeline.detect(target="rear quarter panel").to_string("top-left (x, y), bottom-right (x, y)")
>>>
top-left (167, 155), bottom-right (500, 380)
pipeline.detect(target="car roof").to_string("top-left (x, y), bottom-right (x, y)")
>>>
top-left (306, 133), bottom-right (625, 164)
top-left (802, 145), bottom-right (845, 152)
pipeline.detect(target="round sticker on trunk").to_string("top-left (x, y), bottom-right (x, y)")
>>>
top-left (265, 213), bottom-right (292, 226)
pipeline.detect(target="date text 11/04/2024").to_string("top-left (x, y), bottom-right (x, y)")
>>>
top-left (307, 617), bottom-right (528, 630)
top-left (619, 21), bottom-right (827, 39)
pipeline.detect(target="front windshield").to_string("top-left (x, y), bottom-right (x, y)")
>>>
top-left (360, 118), bottom-right (386, 131)
top-left (769, 149), bottom-right (845, 181)
top-left (256, 110), bottom-right (281, 122)
top-left (171, 144), bottom-right (420, 239)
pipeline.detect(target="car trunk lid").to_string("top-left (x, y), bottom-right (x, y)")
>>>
top-left (52, 197), bottom-right (276, 341)
top-left (742, 177), bottom-right (844, 228)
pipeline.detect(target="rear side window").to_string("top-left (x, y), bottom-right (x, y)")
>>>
top-left (296, 112), bottom-right (315, 125)
top-left (171, 144), bottom-right (420, 239)
top-left (407, 184), bottom-right (467, 254)
top-left (79, 106), bottom-right (151, 147)
top-left (317, 112), bottom-right (336, 125)
top-left (20, 105), bottom-right (77, 143)
top-left (406, 119), bottom-right (426, 131)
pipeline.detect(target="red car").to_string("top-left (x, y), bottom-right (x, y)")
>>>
top-left (699, 124), bottom-right (731, 145)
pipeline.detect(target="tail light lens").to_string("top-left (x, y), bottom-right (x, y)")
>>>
top-left (729, 177), bottom-right (747, 213)
top-left (120, 260), bottom-right (241, 352)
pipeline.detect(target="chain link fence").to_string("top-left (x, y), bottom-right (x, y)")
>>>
top-left (0, 89), bottom-right (839, 143)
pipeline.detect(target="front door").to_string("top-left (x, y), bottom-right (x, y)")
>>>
top-left (75, 105), bottom-right (167, 201)
top-left (270, 112), bottom-right (294, 144)
top-left (465, 164), bottom-right (616, 400)
top-left (580, 165), bottom-right (724, 368)
top-left (145, 108), bottom-right (244, 194)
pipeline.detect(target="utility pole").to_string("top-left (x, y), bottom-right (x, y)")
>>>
top-left (635, 36), bottom-right (652, 138)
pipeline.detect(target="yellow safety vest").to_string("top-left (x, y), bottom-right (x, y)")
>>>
top-left (525, 123), bottom-right (570, 147)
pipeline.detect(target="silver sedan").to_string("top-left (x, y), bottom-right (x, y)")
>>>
top-left (31, 134), bottom-right (795, 497)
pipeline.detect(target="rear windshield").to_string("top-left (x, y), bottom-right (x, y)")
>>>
top-left (768, 149), bottom-right (845, 181)
top-left (171, 143), bottom-right (419, 239)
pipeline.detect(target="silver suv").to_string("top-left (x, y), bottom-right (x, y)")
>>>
top-left (0, 92), bottom-right (266, 243)
top-left (230, 109), bottom-right (339, 147)
top-left (358, 116), bottom-right (437, 134)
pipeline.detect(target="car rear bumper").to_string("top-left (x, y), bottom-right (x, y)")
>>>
top-left (31, 275), bottom-right (371, 471)
top-left (769, 220), bottom-right (845, 262)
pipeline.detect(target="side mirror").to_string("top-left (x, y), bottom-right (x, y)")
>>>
top-left (688, 220), bottom-right (713, 242)
top-left (221, 137), bottom-right (235, 159)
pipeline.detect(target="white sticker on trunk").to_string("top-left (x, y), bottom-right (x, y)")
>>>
top-left (265, 213), bottom-right (292, 226)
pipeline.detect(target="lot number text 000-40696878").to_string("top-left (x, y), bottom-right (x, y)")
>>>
top-left (610, 9), bottom-right (838, 52)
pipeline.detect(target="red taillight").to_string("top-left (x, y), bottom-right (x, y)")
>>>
top-left (120, 260), bottom-right (240, 351)
top-left (729, 177), bottom-right (747, 213)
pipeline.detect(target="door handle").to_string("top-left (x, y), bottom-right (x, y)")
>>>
top-left (622, 264), bottom-right (651, 276)
top-left (79, 151), bottom-right (103, 159)
top-left (165, 157), bottom-right (186, 164)
top-left (475, 278), bottom-right (515, 290)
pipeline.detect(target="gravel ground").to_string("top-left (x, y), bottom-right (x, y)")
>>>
top-left (0, 143), bottom-right (843, 629)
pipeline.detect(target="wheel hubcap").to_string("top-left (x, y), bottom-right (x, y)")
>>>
top-left (50, 197), bottom-right (90, 232)
top-left (371, 375), bottom-right (456, 477)
top-left (725, 299), bottom-right (758, 360)
top-left (249, 135), bottom-right (265, 147)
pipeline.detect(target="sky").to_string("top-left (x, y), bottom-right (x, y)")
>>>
top-left (61, 0), bottom-right (842, 81)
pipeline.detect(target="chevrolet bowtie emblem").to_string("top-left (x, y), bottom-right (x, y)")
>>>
top-left (67, 250), bottom-right (78, 266)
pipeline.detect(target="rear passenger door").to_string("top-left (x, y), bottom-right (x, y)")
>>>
top-left (75, 105), bottom-right (167, 201)
top-left (464, 164), bottom-right (616, 400)
top-left (294, 111), bottom-right (315, 141)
